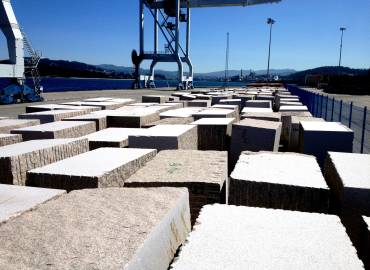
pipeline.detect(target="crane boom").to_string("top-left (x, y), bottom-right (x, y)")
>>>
top-left (186, 0), bottom-right (281, 8)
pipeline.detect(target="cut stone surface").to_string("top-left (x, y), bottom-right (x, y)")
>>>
top-left (0, 119), bottom-right (40, 134)
top-left (242, 107), bottom-right (273, 113)
top-left (245, 100), bottom-right (272, 108)
top-left (0, 134), bottom-right (22, 147)
top-left (288, 116), bottom-right (324, 152)
top-left (192, 118), bottom-right (235, 151)
top-left (229, 119), bottom-right (282, 169)
top-left (18, 109), bottom-right (87, 124)
top-left (280, 111), bottom-right (313, 143)
top-left (63, 113), bottom-right (107, 131)
top-left (83, 128), bottom-right (147, 150)
top-left (0, 138), bottom-right (89, 185)
top-left (126, 150), bottom-right (227, 224)
top-left (129, 125), bottom-right (198, 151)
top-left (193, 108), bottom-right (236, 120)
top-left (11, 121), bottom-right (96, 141)
top-left (211, 95), bottom-right (231, 105)
top-left (25, 104), bottom-right (101, 113)
top-left (142, 95), bottom-right (169, 103)
top-left (104, 110), bottom-right (160, 128)
top-left (83, 97), bottom-right (114, 102)
top-left (279, 105), bottom-right (309, 112)
top-left (361, 216), bottom-right (370, 268)
top-left (230, 151), bottom-right (330, 213)
top-left (170, 204), bottom-right (364, 270)
top-left (142, 117), bottom-right (194, 128)
top-left (0, 187), bottom-right (191, 270)
top-left (0, 184), bottom-right (65, 223)
top-left (27, 148), bottom-right (157, 191)
top-left (299, 121), bottom-right (354, 167)
top-left (219, 99), bottom-right (242, 110)
top-left (160, 108), bottom-right (204, 119)
top-left (186, 100), bottom-right (211, 107)
top-left (180, 94), bottom-right (197, 100)
top-left (241, 112), bottom-right (281, 122)
top-left (61, 101), bottom-right (126, 110)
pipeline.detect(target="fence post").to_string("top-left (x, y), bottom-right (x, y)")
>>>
top-left (325, 96), bottom-right (329, 120)
top-left (331, 98), bottom-right (335, 121)
top-left (320, 95), bottom-right (323, 117)
top-left (360, 106), bottom-right (368, 154)
top-left (349, 102), bottom-right (353, 128)
top-left (339, 100), bottom-right (343, 122)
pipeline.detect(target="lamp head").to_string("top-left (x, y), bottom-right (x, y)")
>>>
top-left (267, 18), bottom-right (275, 24)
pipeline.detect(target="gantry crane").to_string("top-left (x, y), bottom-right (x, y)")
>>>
top-left (0, 0), bottom-right (43, 104)
top-left (132, 0), bottom-right (281, 90)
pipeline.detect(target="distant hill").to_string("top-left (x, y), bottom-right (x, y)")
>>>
top-left (286, 66), bottom-right (369, 81)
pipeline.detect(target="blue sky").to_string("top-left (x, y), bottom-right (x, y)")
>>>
top-left (3, 0), bottom-right (370, 72)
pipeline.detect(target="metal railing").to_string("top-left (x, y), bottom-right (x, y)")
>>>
top-left (287, 85), bottom-right (369, 154)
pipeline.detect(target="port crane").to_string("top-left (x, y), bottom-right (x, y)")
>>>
top-left (132, 0), bottom-right (281, 89)
top-left (0, 0), bottom-right (43, 104)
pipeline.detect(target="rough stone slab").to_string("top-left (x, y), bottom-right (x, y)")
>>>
top-left (180, 94), bottom-right (197, 100)
top-left (160, 108), bottom-right (204, 119)
top-left (129, 125), bottom-right (198, 151)
top-left (0, 138), bottom-right (89, 185)
top-left (299, 121), bottom-right (354, 167)
top-left (142, 117), bottom-right (194, 128)
top-left (63, 113), bottom-right (107, 131)
top-left (219, 98), bottom-right (242, 109)
top-left (171, 92), bottom-right (188, 97)
top-left (160, 102), bottom-right (183, 109)
top-left (288, 116), bottom-right (324, 152)
top-left (83, 128), bottom-right (147, 150)
top-left (245, 100), bottom-right (272, 108)
top-left (280, 111), bottom-right (313, 143)
top-left (148, 105), bottom-right (177, 113)
top-left (11, 121), bottom-right (96, 141)
top-left (0, 184), bottom-right (65, 223)
top-left (25, 104), bottom-right (101, 113)
top-left (83, 97), bottom-right (114, 102)
top-left (230, 151), bottom-right (330, 212)
top-left (142, 95), bottom-right (169, 103)
top-left (61, 101), bottom-right (125, 110)
top-left (0, 119), bottom-right (40, 134)
top-left (242, 107), bottom-right (274, 113)
top-left (241, 112), bottom-right (281, 122)
top-left (171, 204), bottom-right (364, 270)
top-left (27, 148), bottom-right (157, 191)
top-left (109, 98), bottom-right (136, 105)
top-left (279, 105), bottom-right (309, 112)
top-left (211, 95), bottom-right (231, 105)
top-left (18, 109), bottom-right (87, 124)
top-left (193, 108), bottom-right (237, 120)
top-left (0, 187), bottom-right (191, 270)
top-left (192, 118), bottom-right (235, 151)
top-left (105, 110), bottom-right (160, 128)
top-left (0, 134), bottom-right (22, 147)
top-left (256, 95), bottom-right (275, 103)
top-left (186, 100), bottom-right (211, 107)
top-left (229, 119), bottom-right (282, 170)
top-left (126, 150), bottom-right (227, 224)
top-left (232, 94), bottom-right (255, 107)
top-left (280, 101), bottom-right (303, 106)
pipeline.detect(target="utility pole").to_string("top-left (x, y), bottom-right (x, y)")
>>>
top-left (266, 18), bottom-right (275, 81)
top-left (224, 32), bottom-right (230, 89)
top-left (338, 27), bottom-right (346, 75)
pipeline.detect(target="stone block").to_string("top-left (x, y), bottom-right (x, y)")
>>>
top-left (180, 94), bottom-right (197, 101)
top-left (230, 152), bottom-right (330, 212)
top-left (25, 104), bottom-right (101, 113)
top-left (0, 134), bottom-right (22, 147)
top-left (170, 204), bottom-right (364, 270)
top-left (288, 116), bottom-right (324, 152)
top-left (279, 105), bottom-right (309, 112)
top-left (100, 110), bottom-right (160, 128)
top-left (192, 118), bottom-right (235, 151)
top-left (241, 107), bottom-right (273, 113)
top-left (142, 117), bottom-right (194, 128)
top-left (186, 100), bottom-right (211, 107)
top-left (63, 113), bottom-right (107, 131)
top-left (83, 128), bottom-right (147, 150)
top-left (211, 95), bottom-right (231, 105)
top-left (0, 184), bottom-right (65, 223)
top-left (27, 148), bottom-right (157, 191)
top-left (142, 95), bottom-right (169, 103)
top-left (126, 150), bottom-right (227, 224)
top-left (160, 108), bottom-right (204, 119)
top-left (0, 119), bottom-right (40, 134)
top-left (193, 108), bottom-right (237, 120)
top-left (241, 112), bottom-right (281, 122)
top-left (11, 121), bottom-right (96, 141)
top-left (299, 121), bottom-right (354, 167)
top-left (245, 100), bottom-right (272, 108)
top-left (229, 119), bottom-right (282, 169)
top-left (0, 187), bottom-right (190, 270)
top-left (219, 99), bottom-right (242, 110)
top-left (280, 111), bottom-right (312, 143)
top-left (18, 109), bottom-right (87, 124)
top-left (129, 125), bottom-right (198, 151)
top-left (61, 101), bottom-right (126, 110)
top-left (0, 138), bottom-right (89, 185)
top-left (83, 97), bottom-right (114, 102)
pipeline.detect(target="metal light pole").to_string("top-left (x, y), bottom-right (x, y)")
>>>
top-left (224, 32), bottom-right (230, 89)
top-left (266, 18), bottom-right (275, 81)
top-left (338, 27), bottom-right (346, 75)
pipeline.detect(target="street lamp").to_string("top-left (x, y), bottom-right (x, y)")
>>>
top-left (266, 18), bottom-right (275, 81)
top-left (338, 27), bottom-right (346, 75)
